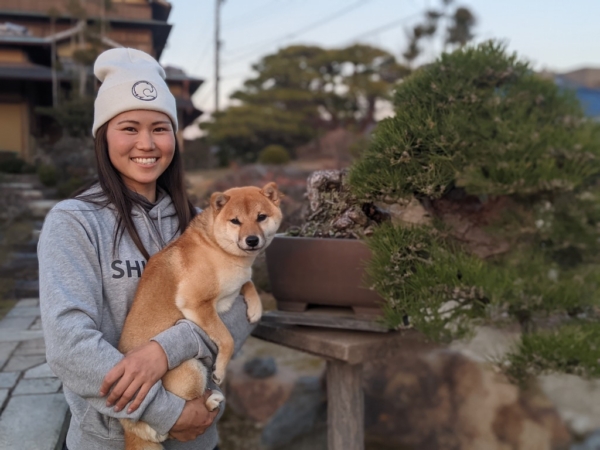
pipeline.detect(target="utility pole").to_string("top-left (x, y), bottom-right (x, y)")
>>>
top-left (214, 0), bottom-right (224, 113)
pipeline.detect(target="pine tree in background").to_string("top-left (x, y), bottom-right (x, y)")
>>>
top-left (349, 41), bottom-right (600, 381)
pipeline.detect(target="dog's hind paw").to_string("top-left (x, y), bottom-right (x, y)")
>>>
top-left (206, 391), bottom-right (225, 411)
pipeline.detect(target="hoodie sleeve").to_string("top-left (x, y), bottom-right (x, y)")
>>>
top-left (39, 209), bottom-right (184, 435)
top-left (151, 296), bottom-right (256, 370)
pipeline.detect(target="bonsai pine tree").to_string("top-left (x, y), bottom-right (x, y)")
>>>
top-left (349, 41), bottom-right (600, 380)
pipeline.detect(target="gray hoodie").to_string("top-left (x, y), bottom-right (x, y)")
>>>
top-left (38, 185), bottom-right (255, 450)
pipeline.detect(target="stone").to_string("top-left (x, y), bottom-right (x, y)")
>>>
top-left (244, 356), bottom-right (277, 379)
top-left (14, 338), bottom-right (46, 356)
top-left (0, 315), bottom-right (37, 331)
top-left (572, 429), bottom-right (600, 450)
top-left (0, 393), bottom-right (69, 450)
top-left (538, 373), bottom-right (600, 437)
top-left (0, 372), bottom-right (19, 388)
top-left (388, 197), bottom-right (432, 226)
top-left (261, 376), bottom-right (327, 449)
top-left (13, 378), bottom-right (61, 395)
top-left (29, 317), bottom-right (43, 331)
top-left (449, 325), bottom-right (521, 363)
top-left (0, 341), bottom-right (19, 369)
top-left (227, 359), bottom-right (296, 423)
top-left (3, 354), bottom-right (46, 372)
top-left (0, 329), bottom-right (44, 342)
top-left (28, 200), bottom-right (59, 219)
top-left (24, 363), bottom-right (55, 379)
top-left (5, 306), bottom-right (41, 318)
top-left (362, 349), bottom-right (571, 450)
top-left (15, 298), bottom-right (39, 308)
top-left (0, 389), bottom-right (7, 408)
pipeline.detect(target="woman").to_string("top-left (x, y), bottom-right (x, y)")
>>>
top-left (38, 48), bottom-right (254, 449)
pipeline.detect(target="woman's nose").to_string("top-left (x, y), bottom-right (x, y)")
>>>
top-left (136, 131), bottom-right (155, 150)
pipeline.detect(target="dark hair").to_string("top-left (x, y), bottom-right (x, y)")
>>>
top-left (75, 122), bottom-right (196, 260)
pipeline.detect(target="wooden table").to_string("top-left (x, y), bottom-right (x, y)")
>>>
top-left (251, 322), bottom-right (427, 450)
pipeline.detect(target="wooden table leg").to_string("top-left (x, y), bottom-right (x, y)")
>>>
top-left (326, 360), bottom-right (364, 450)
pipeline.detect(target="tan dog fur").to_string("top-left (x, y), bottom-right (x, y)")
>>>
top-left (117, 182), bottom-right (282, 450)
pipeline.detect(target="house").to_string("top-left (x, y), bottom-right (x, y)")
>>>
top-left (0, 0), bottom-right (202, 161)
top-left (554, 67), bottom-right (600, 120)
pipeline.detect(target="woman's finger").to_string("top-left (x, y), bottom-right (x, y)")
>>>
top-left (100, 363), bottom-right (125, 396)
top-left (106, 373), bottom-right (134, 407)
top-left (127, 382), bottom-right (152, 414)
top-left (114, 379), bottom-right (144, 412)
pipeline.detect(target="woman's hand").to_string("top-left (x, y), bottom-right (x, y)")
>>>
top-left (169, 390), bottom-right (219, 442)
top-left (99, 341), bottom-right (168, 414)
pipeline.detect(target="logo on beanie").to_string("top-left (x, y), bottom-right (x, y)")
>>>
top-left (132, 81), bottom-right (158, 101)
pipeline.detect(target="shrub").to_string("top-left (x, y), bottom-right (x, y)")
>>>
top-left (258, 145), bottom-right (291, 165)
top-left (37, 165), bottom-right (59, 187)
top-left (348, 41), bottom-right (600, 380)
top-left (57, 177), bottom-right (86, 199)
top-left (0, 157), bottom-right (26, 174)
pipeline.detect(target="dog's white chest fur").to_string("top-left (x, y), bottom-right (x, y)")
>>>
top-left (216, 265), bottom-right (252, 313)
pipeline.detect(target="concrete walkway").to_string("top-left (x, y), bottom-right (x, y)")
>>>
top-left (0, 298), bottom-right (69, 450)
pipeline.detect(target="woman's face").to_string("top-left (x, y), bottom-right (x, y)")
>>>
top-left (106, 110), bottom-right (176, 200)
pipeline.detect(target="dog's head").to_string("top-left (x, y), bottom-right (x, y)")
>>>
top-left (209, 182), bottom-right (283, 257)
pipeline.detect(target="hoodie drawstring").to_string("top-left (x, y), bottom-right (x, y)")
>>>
top-left (138, 205), bottom-right (166, 253)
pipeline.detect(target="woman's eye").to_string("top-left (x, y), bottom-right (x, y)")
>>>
top-left (230, 218), bottom-right (241, 225)
top-left (257, 214), bottom-right (267, 222)
top-left (124, 127), bottom-right (136, 132)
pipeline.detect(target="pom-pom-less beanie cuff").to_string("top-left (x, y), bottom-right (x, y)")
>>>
top-left (92, 48), bottom-right (178, 137)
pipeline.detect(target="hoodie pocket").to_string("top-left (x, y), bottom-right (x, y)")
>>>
top-left (80, 405), bottom-right (124, 440)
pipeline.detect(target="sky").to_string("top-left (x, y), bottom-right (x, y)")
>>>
top-left (159, 0), bottom-right (600, 129)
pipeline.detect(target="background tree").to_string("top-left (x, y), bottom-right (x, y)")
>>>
top-left (201, 44), bottom-right (408, 163)
top-left (403, 0), bottom-right (477, 67)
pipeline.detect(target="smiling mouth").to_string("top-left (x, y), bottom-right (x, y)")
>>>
top-left (131, 157), bottom-right (159, 165)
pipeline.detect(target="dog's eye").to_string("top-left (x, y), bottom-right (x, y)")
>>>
top-left (257, 214), bottom-right (267, 222)
top-left (230, 218), bottom-right (241, 225)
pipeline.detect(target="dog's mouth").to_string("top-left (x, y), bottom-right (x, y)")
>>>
top-left (238, 244), bottom-right (263, 253)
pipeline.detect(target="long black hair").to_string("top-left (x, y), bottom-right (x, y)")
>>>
top-left (74, 122), bottom-right (196, 260)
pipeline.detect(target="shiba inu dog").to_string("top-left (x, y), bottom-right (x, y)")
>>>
top-left (118, 182), bottom-right (282, 450)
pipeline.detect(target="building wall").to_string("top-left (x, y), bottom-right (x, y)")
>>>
top-left (0, 102), bottom-right (28, 156)
top-left (0, 48), bottom-right (26, 63)
top-left (0, 0), bottom-right (152, 21)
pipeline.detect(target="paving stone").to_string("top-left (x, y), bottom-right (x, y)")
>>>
top-left (0, 393), bottom-right (68, 450)
top-left (5, 306), bottom-right (41, 318)
top-left (3, 354), bottom-right (46, 372)
top-left (0, 315), bottom-right (37, 331)
top-left (13, 378), bottom-right (61, 395)
top-left (15, 298), bottom-right (39, 308)
top-left (0, 329), bottom-right (44, 342)
top-left (0, 372), bottom-right (19, 388)
top-left (0, 389), bottom-right (7, 408)
top-left (14, 338), bottom-right (45, 356)
top-left (29, 317), bottom-right (43, 330)
top-left (24, 363), bottom-right (55, 379)
top-left (0, 342), bottom-right (19, 369)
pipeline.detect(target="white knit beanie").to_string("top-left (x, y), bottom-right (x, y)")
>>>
top-left (92, 48), bottom-right (178, 137)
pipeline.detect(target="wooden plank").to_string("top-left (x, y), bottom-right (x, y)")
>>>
top-left (252, 323), bottom-right (430, 365)
top-left (261, 308), bottom-right (390, 333)
top-left (327, 360), bottom-right (364, 450)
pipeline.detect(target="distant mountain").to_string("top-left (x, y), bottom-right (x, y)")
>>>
top-left (559, 68), bottom-right (600, 89)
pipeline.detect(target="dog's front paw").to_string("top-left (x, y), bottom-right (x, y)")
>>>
top-left (246, 303), bottom-right (263, 324)
top-left (211, 371), bottom-right (224, 386)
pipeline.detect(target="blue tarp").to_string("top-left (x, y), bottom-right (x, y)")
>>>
top-left (575, 86), bottom-right (600, 118)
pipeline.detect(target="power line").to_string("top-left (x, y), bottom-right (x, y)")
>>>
top-left (223, 0), bottom-right (375, 64)
top-left (340, 11), bottom-right (421, 44)
top-left (224, 0), bottom-right (285, 28)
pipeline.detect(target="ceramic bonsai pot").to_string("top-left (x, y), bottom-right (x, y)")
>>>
top-left (265, 235), bottom-right (384, 318)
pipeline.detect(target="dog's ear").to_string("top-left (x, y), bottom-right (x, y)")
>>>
top-left (210, 192), bottom-right (230, 212)
top-left (261, 182), bottom-right (281, 206)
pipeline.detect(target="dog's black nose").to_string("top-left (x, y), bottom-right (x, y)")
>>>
top-left (246, 236), bottom-right (260, 247)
